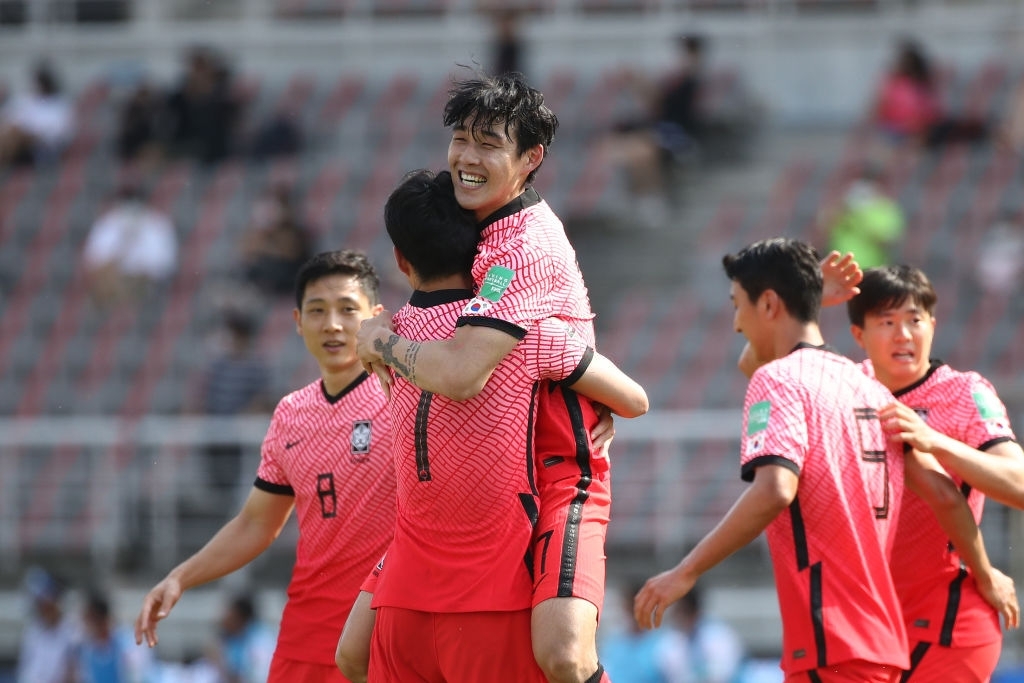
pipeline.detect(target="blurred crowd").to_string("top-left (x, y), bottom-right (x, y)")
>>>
top-left (13, 567), bottom-right (276, 683)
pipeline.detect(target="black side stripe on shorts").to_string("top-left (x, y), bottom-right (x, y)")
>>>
top-left (520, 492), bottom-right (541, 580)
top-left (557, 385), bottom-right (593, 598)
top-left (939, 566), bottom-right (968, 646)
top-left (899, 641), bottom-right (932, 682)
top-left (789, 498), bottom-right (826, 667)
top-left (810, 562), bottom-right (826, 668)
top-left (807, 671), bottom-right (823, 683)
top-left (415, 391), bottom-right (433, 482)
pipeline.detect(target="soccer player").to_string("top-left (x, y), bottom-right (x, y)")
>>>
top-left (135, 251), bottom-right (396, 683)
top-left (356, 72), bottom-right (615, 683)
top-left (848, 265), bottom-right (1020, 682)
top-left (359, 169), bottom-right (646, 682)
top-left (633, 238), bottom-right (1010, 683)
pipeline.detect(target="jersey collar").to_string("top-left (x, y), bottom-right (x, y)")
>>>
top-left (892, 359), bottom-right (945, 398)
top-left (320, 372), bottom-right (369, 404)
top-left (790, 341), bottom-right (842, 356)
top-left (409, 289), bottom-right (474, 308)
top-left (478, 186), bottom-right (542, 229)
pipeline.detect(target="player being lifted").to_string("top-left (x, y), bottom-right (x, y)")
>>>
top-left (345, 169), bottom-right (646, 682)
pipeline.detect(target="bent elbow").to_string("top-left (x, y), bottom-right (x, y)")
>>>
top-left (443, 372), bottom-right (488, 402)
top-left (619, 393), bottom-right (650, 419)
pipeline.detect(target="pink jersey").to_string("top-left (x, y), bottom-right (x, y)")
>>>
top-left (459, 188), bottom-right (596, 346)
top-left (862, 360), bottom-right (1016, 647)
top-left (255, 374), bottom-right (395, 665)
top-left (372, 289), bottom-right (593, 613)
top-left (741, 345), bottom-right (908, 675)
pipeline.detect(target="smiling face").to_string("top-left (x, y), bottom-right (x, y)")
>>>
top-left (294, 274), bottom-right (381, 391)
top-left (850, 298), bottom-right (936, 391)
top-left (447, 117), bottom-right (542, 221)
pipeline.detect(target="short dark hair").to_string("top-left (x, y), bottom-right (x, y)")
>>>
top-left (294, 250), bottom-right (380, 310)
top-left (722, 238), bottom-right (822, 323)
top-left (846, 265), bottom-right (937, 327)
top-left (385, 170), bottom-right (479, 283)
top-left (444, 71), bottom-right (558, 185)
top-left (230, 594), bottom-right (256, 623)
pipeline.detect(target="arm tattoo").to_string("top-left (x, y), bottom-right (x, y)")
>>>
top-left (375, 334), bottom-right (420, 384)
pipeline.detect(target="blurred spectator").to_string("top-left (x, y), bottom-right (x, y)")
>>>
top-left (238, 183), bottom-right (313, 298)
top-left (0, 60), bottom-right (74, 167)
top-left (164, 47), bottom-right (239, 165)
top-left (820, 165), bottom-right (905, 269)
top-left (74, 590), bottom-right (154, 683)
top-left (196, 309), bottom-right (272, 495)
top-left (491, 9), bottom-right (525, 77)
top-left (998, 79), bottom-right (1024, 155)
top-left (870, 39), bottom-right (988, 158)
top-left (190, 595), bottom-right (275, 683)
top-left (16, 567), bottom-right (76, 683)
top-left (665, 588), bottom-right (745, 683)
top-left (248, 102), bottom-right (302, 160)
top-left (82, 183), bottom-right (178, 310)
top-left (600, 34), bottom-right (709, 226)
top-left (115, 82), bottom-right (164, 163)
top-left (974, 210), bottom-right (1024, 298)
top-left (600, 582), bottom-right (685, 683)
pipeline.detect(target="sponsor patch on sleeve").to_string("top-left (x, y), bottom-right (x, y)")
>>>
top-left (479, 266), bottom-right (514, 302)
top-left (973, 388), bottom-right (1012, 436)
top-left (745, 400), bottom-right (771, 455)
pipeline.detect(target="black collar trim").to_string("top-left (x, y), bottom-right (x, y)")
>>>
top-left (321, 372), bottom-right (369, 404)
top-left (893, 359), bottom-right (945, 398)
top-left (478, 187), bottom-right (541, 229)
top-left (791, 341), bottom-right (841, 356)
top-left (409, 289), bottom-right (474, 308)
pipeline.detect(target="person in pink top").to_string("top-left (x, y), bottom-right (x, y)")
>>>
top-left (848, 265), bottom-right (1020, 682)
top-left (634, 238), bottom-right (1013, 683)
top-left (356, 71), bottom-right (617, 683)
top-left (135, 250), bottom-right (396, 683)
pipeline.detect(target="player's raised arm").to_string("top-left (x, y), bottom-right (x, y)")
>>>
top-left (881, 401), bottom-right (1024, 509)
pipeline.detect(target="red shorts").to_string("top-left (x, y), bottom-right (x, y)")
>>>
top-left (786, 660), bottom-right (901, 683)
top-left (368, 607), bottom-right (546, 683)
top-left (901, 640), bottom-right (1001, 683)
top-left (269, 655), bottom-right (352, 683)
top-left (532, 383), bottom-right (610, 613)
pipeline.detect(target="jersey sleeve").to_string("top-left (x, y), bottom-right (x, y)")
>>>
top-left (254, 399), bottom-right (295, 495)
top-left (960, 373), bottom-right (1017, 450)
top-left (457, 234), bottom-right (554, 338)
top-left (521, 317), bottom-right (593, 383)
top-left (740, 367), bottom-right (806, 482)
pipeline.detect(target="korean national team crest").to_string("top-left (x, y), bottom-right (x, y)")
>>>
top-left (745, 400), bottom-right (771, 456)
top-left (973, 388), bottom-right (1012, 436)
top-left (350, 420), bottom-right (372, 463)
top-left (462, 265), bottom-right (514, 316)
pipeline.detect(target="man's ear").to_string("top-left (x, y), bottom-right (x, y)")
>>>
top-left (394, 247), bottom-right (412, 278)
top-left (760, 289), bottom-right (781, 319)
top-left (850, 324), bottom-right (866, 350)
top-left (524, 144), bottom-right (544, 173)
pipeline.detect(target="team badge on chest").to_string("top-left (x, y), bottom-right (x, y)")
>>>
top-left (351, 420), bottom-right (372, 463)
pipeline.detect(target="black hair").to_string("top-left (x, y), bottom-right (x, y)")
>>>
top-left (385, 170), bottom-right (479, 283)
top-left (846, 264), bottom-right (937, 327)
top-left (294, 250), bottom-right (380, 310)
top-left (230, 594), bottom-right (256, 623)
top-left (722, 238), bottom-right (822, 323)
top-left (444, 71), bottom-right (558, 184)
